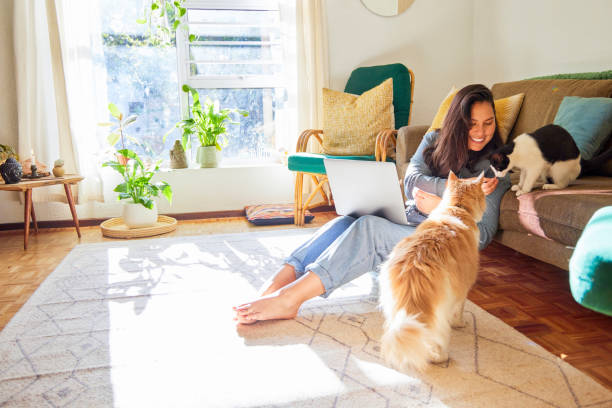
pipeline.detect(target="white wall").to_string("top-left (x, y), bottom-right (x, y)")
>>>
top-left (0, 165), bottom-right (294, 223)
top-left (326, 0), bottom-right (475, 126)
top-left (0, 0), bottom-right (18, 153)
top-left (473, 0), bottom-right (612, 87)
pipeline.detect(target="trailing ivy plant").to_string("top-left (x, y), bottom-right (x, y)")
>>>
top-left (172, 84), bottom-right (248, 151)
top-left (137, 0), bottom-right (196, 47)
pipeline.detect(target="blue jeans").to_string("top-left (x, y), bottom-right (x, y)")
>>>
top-left (284, 215), bottom-right (417, 297)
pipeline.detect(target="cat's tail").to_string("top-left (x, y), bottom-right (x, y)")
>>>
top-left (381, 309), bottom-right (430, 372)
top-left (580, 146), bottom-right (612, 177)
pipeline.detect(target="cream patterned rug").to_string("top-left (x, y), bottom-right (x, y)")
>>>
top-left (0, 230), bottom-right (610, 407)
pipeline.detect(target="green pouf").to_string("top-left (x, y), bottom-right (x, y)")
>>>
top-left (569, 206), bottom-right (612, 316)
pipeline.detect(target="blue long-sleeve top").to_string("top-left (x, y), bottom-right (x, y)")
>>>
top-left (404, 130), bottom-right (511, 250)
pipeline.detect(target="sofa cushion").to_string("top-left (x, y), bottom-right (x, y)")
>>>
top-left (553, 96), bottom-right (612, 160)
top-left (498, 177), bottom-right (612, 247)
top-left (491, 79), bottom-right (612, 141)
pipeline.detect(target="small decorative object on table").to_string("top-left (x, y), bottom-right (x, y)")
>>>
top-left (52, 159), bottom-right (65, 177)
top-left (0, 157), bottom-right (23, 184)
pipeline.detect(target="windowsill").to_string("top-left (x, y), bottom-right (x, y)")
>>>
top-left (158, 162), bottom-right (288, 172)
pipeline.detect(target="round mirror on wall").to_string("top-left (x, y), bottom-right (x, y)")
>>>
top-left (360, 0), bottom-right (415, 17)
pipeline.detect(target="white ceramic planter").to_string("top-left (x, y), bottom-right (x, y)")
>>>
top-left (122, 201), bottom-right (158, 228)
top-left (196, 145), bottom-right (219, 168)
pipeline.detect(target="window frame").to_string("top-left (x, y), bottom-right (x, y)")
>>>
top-left (176, 0), bottom-right (286, 119)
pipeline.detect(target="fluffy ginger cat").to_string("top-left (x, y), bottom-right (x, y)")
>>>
top-left (379, 171), bottom-right (486, 371)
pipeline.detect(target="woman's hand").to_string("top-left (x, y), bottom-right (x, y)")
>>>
top-left (481, 177), bottom-right (498, 195)
top-left (413, 187), bottom-right (441, 215)
top-left (461, 176), bottom-right (499, 196)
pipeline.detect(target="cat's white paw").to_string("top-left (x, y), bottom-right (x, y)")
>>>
top-left (542, 184), bottom-right (561, 190)
top-left (429, 345), bottom-right (449, 363)
top-left (511, 184), bottom-right (520, 191)
top-left (515, 189), bottom-right (527, 196)
top-left (451, 318), bottom-right (466, 329)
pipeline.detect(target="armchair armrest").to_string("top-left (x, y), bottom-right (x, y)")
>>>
top-left (296, 129), bottom-right (324, 152)
top-left (375, 129), bottom-right (397, 162)
top-left (396, 125), bottom-right (429, 181)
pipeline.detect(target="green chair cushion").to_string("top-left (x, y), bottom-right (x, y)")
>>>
top-left (344, 63), bottom-right (412, 128)
top-left (288, 153), bottom-right (380, 175)
top-left (569, 206), bottom-right (612, 316)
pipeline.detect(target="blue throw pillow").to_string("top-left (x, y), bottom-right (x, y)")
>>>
top-left (553, 96), bottom-right (612, 160)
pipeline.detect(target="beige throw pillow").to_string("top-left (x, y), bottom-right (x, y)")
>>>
top-left (322, 78), bottom-right (394, 155)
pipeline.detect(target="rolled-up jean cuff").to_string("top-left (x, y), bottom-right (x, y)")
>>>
top-left (284, 256), bottom-right (305, 276)
top-left (305, 263), bottom-right (335, 298)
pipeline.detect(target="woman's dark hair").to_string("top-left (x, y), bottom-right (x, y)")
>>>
top-left (423, 84), bottom-right (502, 177)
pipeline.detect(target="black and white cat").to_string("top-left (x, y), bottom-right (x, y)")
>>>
top-left (489, 124), bottom-right (612, 196)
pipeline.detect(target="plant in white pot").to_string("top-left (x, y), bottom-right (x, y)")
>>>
top-left (103, 149), bottom-right (172, 228)
top-left (176, 84), bottom-right (248, 168)
top-left (101, 104), bottom-right (172, 228)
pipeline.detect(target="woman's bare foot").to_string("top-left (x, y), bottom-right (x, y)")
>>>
top-left (233, 271), bottom-right (326, 325)
top-left (234, 290), bottom-right (300, 323)
top-left (233, 264), bottom-right (297, 324)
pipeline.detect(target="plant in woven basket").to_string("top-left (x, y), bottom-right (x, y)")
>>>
top-left (102, 148), bottom-right (172, 210)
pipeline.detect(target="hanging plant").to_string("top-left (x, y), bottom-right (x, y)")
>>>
top-left (137, 0), bottom-right (196, 46)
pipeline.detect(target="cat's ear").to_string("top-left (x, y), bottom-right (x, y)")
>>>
top-left (448, 170), bottom-right (458, 182)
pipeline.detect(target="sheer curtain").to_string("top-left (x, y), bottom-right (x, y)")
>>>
top-left (296, 0), bottom-right (329, 133)
top-left (14, 0), bottom-right (65, 202)
top-left (54, 0), bottom-right (108, 203)
top-left (295, 0), bottom-right (330, 201)
top-left (13, 0), bottom-right (107, 204)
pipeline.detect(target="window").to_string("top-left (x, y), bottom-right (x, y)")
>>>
top-left (99, 0), bottom-right (296, 167)
top-left (100, 0), bottom-right (180, 162)
top-left (177, 0), bottom-right (296, 165)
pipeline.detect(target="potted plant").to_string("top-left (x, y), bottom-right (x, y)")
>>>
top-left (101, 104), bottom-right (172, 228)
top-left (99, 103), bottom-right (140, 165)
top-left (176, 84), bottom-right (248, 168)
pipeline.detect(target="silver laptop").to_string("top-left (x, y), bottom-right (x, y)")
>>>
top-left (323, 158), bottom-right (408, 225)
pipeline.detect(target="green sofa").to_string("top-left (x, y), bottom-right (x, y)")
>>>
top-left (394, 76), bottom-right (612, 272)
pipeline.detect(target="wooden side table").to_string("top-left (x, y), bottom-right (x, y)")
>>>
top-left (0, 175), bottom-right (84, 249)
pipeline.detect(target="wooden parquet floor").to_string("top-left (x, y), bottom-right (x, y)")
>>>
top-left (1, 212), bottom-right (610, 390)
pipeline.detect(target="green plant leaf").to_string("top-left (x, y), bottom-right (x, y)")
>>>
top-left (136, 18), bottom-right (147, 24)
top-left (107, 132), bottom-right (120, 146)
top-left (160, 183), bottom-right (173, 204)
top-left (179, 7), bottom-right (186, 17)
top-left (108, 103), bottom-right (121, 119)
top-left (113, 183), bottom-right (128, 193)
top-left (173, 20), bottom-right (180, 30)
top-left (142, 198), bottom-right (154, 209)
top-left (118, 193), bottom-right (131, 200)
top-left (122, 114), bottom-right (138, 127)
top-left (188, 34), bottom-right (196, 42)
top-left (102, 161), bottom-right (126, 176)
